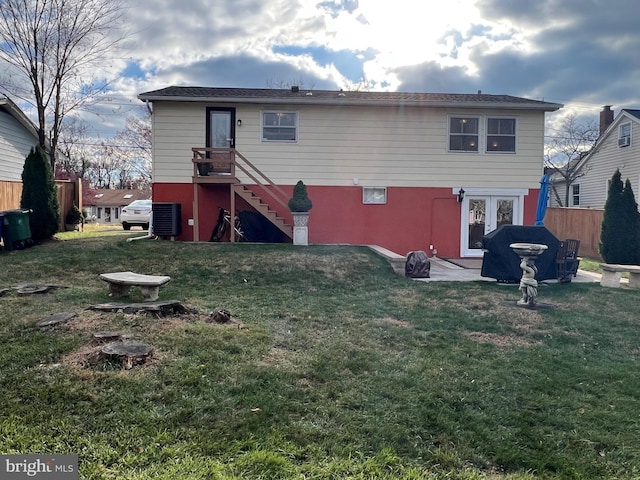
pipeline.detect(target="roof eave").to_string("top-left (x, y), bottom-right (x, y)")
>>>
top-left (137, 94), bottom-right (563, 111)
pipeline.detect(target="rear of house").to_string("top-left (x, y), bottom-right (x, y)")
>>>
top-left (139, 86), bottom-right (561, 257)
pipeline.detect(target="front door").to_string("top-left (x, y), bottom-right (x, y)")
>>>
top-left (206, 107), bottom-right (235, 175)
top-left (461, 195), bottom-right (519, 256)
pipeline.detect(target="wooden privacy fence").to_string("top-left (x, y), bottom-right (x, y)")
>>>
top-left (544, 207), bottom-right (603, 260)
top-left (0, 179), bottom-right (82, 232)
top-left (0, 181), bottom-right (22, 211)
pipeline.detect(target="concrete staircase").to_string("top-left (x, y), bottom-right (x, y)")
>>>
top-left (233, 185), bottom-right (293, 239)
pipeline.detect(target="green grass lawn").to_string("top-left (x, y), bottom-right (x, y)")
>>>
top-left (1, 230), bottom-right (639, 479)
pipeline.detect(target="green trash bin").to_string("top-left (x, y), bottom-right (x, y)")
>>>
top-left (1, 209), bottom-right (32, 251)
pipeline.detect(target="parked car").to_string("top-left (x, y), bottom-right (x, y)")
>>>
top-left (121, 199), bottom-right (152, 230)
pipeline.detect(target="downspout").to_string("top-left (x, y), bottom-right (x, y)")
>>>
top-left (127, 216), bottom-right (156, 242)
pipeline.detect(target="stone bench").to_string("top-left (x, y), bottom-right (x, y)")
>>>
top-left (99, 272), bottom-right (171, 301)
top-left (599, 264), bottom-right (640, 288)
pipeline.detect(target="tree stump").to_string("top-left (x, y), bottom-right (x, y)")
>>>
top-left (100, 341), bottom-right (154, 369)
top-left (92, 332), bottom-right (123, 344)
top-left (89, 300), bottom-right (192, 316)
top-left (15, 283), bottom-right (66, 295)
top-left (36, 312), bottom-right (77, 327)
top-left (210, 308), bottom-right (231, 323)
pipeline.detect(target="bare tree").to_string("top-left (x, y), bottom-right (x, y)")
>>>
top-left (112, 109), bottom-right (152, 188)
top-left (545, 113), bottom-right (599, 206)
top-left (0, 0), bottom-right (125, 169)
top-left (57, 116), bottom-right (92, 179)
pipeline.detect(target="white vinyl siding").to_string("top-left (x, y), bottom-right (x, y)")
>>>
top-left (574, 117), bottom-right (640, 209)
top-left (152, 102), bottom-right (546, 188)
top-left (0, 110), bottom-right (37, 181)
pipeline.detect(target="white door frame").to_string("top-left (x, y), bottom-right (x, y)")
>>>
top-left (455, 188), bottom-right (528, 257)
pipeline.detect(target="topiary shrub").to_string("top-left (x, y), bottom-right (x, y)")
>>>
top-left (288, 180), bottom-right (313, 212)
top-left (20, 146), bottom-right (59, 241)
top-left (600, 169), bottom-right (640, 264)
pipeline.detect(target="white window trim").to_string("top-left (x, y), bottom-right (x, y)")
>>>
top-left (363, 186), bottom-right (387, 204)
top-left (448, 115), bottom-right (480, 153)
top-left (486, 116), bottom-right (517, 154)
top-left (261, 110), bottom-right (298, 143)
top-left (618, 122), bottom-right (631, 147)
top-left (447, 115), bottom-right (518, 154)
top-left (571, 183), bottom-right (580, 206)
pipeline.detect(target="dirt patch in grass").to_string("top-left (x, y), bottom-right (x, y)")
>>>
top-left (375, 317), bottom-right (412, 328)
top-left (57, 307), bottom-right (243, 375)
top-left (463, 331), bottom-right (542, 347)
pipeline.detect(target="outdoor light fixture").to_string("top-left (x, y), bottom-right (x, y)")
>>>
top-left (236, 119), bottom-right (242, 127)
top-left (457, 188), bottom-right (465, 203)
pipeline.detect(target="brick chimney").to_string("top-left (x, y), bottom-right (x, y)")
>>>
top-left (600, 105), bottom-right (614, 136)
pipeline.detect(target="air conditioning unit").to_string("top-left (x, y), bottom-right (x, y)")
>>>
top-left (152, 202), bottom-right (181, 238)
top-left (618, 136), bottom-right (631, 147)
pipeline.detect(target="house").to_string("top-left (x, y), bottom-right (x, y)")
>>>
top-left (137, 86), bottom-right (561, 257)
top-left (551, 106), bottom-right (640, 209)
top-left (86, 189), bottom-right (149, 226)
top-left (0, 97), bottom-right (43, 209)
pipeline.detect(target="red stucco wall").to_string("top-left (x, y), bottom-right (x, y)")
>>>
top-left (152, 182), bottom-right (539, 257)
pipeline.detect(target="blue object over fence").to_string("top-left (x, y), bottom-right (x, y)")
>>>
top-left (535, 174), bottom-right (550, 225)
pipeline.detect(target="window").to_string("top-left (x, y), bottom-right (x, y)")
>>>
top-left (486, 118), bottom-right (516, 152)
top-left (363, 187), bottom-right (387, 204)
top-left (619, 123), bottom-right (631, 147)
top-left (449, 117), bottom-right (479, 152)
top-left (262, 111), bottom-right (298, 142)
top-left (571, 184), bottom-right (580, 206)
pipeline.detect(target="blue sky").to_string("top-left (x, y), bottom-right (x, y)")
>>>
top-left (8, 0), bottom-right (640, 136)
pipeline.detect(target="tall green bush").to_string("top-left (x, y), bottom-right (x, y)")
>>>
top-left (288, 180), bottom-right (313, 212)
top-left (600, 169), bottom-right (640, 264)
top-left (20, 146), bottom-right (59, 241)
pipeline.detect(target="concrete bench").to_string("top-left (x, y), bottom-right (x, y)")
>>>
top-left (599, 264), bottom-right (640, 288)
top-left (99, 272), bottom-right (171, 301)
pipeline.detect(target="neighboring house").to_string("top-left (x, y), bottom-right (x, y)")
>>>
top-left (0, 97), bottom-right (42, 182)
top-left (86, 189), bottom-right (149, 225)
top-left (552, 106), bottom-right (640, 209)
top-left (137, 86), bottom-right (561, 257)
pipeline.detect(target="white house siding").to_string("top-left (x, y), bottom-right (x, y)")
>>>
top-left (0, 110), bottom-right (36, 181)
top-left (152, 102), bottom-right (546, 189)
top-left (573, 119), bottom-right (640, 209)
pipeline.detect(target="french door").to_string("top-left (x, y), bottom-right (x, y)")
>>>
top-left (461, 194), bottom-right (520, 256)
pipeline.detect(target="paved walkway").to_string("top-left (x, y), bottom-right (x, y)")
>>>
top-left (367, 245), bottom-right (601, 283)
top-left (420, 256), bottom-right (601, 283)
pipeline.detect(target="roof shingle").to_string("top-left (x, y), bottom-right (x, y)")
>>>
top-left (138, 86), bottom-right (562, 111)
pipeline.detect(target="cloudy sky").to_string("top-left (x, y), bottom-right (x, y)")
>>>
top-left (34, 0), bottom-right (640, 136)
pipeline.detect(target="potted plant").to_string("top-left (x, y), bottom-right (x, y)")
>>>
top-left (288, 180), bottom-right (312, 245)
top-left (65, 205), bottom-right (84, 232)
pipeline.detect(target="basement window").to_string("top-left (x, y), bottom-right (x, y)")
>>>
top-left (363, 187), bottom-right (387, 204)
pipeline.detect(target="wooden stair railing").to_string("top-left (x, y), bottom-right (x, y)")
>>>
top-left (192, 148), bottom-right (293, 241)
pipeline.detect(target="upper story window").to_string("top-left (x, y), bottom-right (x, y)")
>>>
top-left (262, 111), bottom-right (298, 142)
top-left (486, 118), bottom-right (516, 152)
top-left (572, 184), bottom-right (580, 206)
top-left (449, 117), bottom-right (479, 152)
top-left (619, 123), bottom-right (631, 147)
